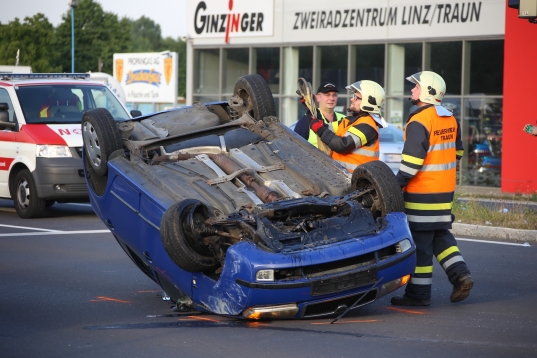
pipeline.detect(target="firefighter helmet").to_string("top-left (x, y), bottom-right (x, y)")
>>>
top-left (345, 80), bottom-right (385, 114)
top-left (406, 71), bottom-right (446, 105)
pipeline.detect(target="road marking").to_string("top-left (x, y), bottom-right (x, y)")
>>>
top-left (0, 230), bottom-right (110, 237)
top-left (456, 237), bottom-right (531, 247)
top-left (0, 224), bottom-right (61, 232)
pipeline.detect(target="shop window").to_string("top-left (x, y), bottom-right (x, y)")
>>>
top-left (466, 40), bottom-right (504, 95)
top-left (427, 41), bottom-right (462, 95)
top-left (223, 48), bottom-right (249, 94)
top-left (255, 47), bottom-right (280, 94)
top-left (353, 44), bottom-right (385, 85)
top-left (319, 45), bottom-right (348, 92)
top-left (192, 95), bottom-right (222, 104)
top-left (299, 47), bottom-right (313, 83)
top-left (194, 49), bottom-right (220, 94)
top-left (460, 97), bottom-right (502, 187)
top-left (388, 43), bottom-right (421, 96)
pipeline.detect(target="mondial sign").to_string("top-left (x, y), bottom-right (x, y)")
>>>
top-left (187, 0), bottom-right (274, 42)
top-left (113, 52), bottom-right (178, 103)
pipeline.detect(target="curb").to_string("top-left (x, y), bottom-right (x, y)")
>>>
top-left (451, 223), bottom-right (537, 242)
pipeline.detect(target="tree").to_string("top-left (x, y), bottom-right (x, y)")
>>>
top-left (55, 0), bottom-right (131, 73)
top-left (0, 14), bottom-right (61, 72)
top-left (130, 16), bottom-right (162, 52)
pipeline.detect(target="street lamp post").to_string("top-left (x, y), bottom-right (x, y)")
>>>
top-left (69, 0), bottom-right (78, 73)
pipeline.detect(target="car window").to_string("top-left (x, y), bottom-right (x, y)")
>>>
top-left (0, 88), bottom-right (15, 123)
top-left (16, 84), bottom-right (130, 124)
top-left (379, 125), bottom-right (404, 142)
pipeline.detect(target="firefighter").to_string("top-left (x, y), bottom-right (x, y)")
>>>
top-left (308, 80), bottom-right (387, 172)
top-left (294, 82), bottom-right (346, 148)
top-left (391, 71), bottom-right (473, 306)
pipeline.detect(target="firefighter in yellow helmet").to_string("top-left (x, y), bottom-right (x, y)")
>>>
top-left (391, 71), bottom-right (473, 306)
top-left (308, 80), bottom-right (387, 172)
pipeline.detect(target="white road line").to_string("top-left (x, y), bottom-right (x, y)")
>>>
top-left (0, 224), bottom-right (61, 232)
top-left (0, 230), bottom-right (111, 237)
top-left (457, 237), bottom-right (531, 247)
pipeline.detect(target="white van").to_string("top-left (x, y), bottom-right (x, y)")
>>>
top-left (0, 73), bottom-right (135, 218)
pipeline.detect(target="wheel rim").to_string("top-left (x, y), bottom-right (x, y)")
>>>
top-left (16, 178), bottom-right (30, 209)
top-left (237, 90), bottom-right (254, 117)
top-left (82, 121), bottom-right (102, 168)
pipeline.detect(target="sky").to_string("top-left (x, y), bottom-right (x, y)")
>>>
top-left (1, 0), bottom-right (187, 39)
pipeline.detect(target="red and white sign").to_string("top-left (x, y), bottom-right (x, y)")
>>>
top-left (187, 0), bottom-right (275, 43)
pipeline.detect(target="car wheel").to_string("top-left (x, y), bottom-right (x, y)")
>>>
top-left (234, 74), bottom-right (277, 122)
top-left (351, 161), bottom-right (405, 219)
top-left (82, 108), bottom-right (123, 176)
top-left (12, 169), bottom-right (46, 218)
top-left (161, 199), bottom-right (219, 273)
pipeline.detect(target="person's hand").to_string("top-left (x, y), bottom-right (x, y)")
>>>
top-left (309, 116), bottom-right (327, 135)
top-left (523, 124), bottom-right (536, 136)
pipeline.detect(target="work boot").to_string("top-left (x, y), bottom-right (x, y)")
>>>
top-left (450, 274), bottom-right (474, 303)
top-left (391, 294), bottom-right (431, 306)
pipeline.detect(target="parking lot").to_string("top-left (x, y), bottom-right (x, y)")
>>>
top-left (1, 199), bottom-right (536, 357)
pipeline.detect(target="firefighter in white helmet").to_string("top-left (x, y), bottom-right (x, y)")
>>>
top-left (391, 71), bottom-right (473, 306)
top-left (308, 80), bottom-right (387, 172)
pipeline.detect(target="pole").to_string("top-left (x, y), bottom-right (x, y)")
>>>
top-left (71, 6), bottom-right (75, 73)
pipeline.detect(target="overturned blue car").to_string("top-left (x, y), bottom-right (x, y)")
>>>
top-left (82, 74), bottom-right (415, 320)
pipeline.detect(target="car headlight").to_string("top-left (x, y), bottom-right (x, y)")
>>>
top-left (36, 145), bottom-right (72, 158)
top-left (396, 239), bottom-right (412, 253)
top-left (256, 269), bottom-right (274, 281)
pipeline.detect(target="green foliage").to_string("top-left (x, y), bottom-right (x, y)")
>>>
top-left (130, 16), bottom-right (162, 52)
top-left (55, 0), bottom-right (132, 74)
top-left (0, 14), bottom-right (61, 72)
top-left (0, 0), bottom-right (186, 98)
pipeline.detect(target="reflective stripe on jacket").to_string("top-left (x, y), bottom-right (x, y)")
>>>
top-left (308, 111), bottom-right (346, 148)
top-left (401, 105), bottom-right (462, 230)
top-left (331, 114), bottom-right (380, 172)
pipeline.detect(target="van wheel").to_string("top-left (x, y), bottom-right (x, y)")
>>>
top-left (234, 74), bottom-right (277, 123)
top-left (351, 161), bottom-right (405, 220)
top-left (13, 169), bottom-right (46, 218)
top-left (82, 108), bottom-right (123, 176)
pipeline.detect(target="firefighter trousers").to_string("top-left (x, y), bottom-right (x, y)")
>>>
top-left (405, 229), bottom-right (471, 300)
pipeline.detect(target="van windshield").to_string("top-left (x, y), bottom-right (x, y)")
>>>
top-left (16, 84), bottom-right (130, 124)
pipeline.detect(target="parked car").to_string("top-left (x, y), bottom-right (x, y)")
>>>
top-left (82, 74), bottom-right (415, 320)
top-left (287, 121), bottom-right (404, 174)
top-left (0, 73), bottom-right (135, 218)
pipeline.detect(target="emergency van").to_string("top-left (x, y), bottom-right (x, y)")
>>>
top-left (0, 73), bottom-right (133, 218)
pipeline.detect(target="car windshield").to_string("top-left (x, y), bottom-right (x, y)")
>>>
top-left (379, 125), bottom-right (404, 143)
top-left (16, 84), bottom-right (130, 124)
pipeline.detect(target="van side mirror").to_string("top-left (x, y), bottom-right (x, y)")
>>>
top-left (0, 102), bottom-right (17, 130)
top-left (130, 110), bottom-right (142, 118)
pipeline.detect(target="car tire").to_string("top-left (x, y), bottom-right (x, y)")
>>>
top-left (351, 160), bottom-right (405, 219)
top-left (82, 108), bottom-right (123, 176)
top-left (12, 169), bottom-right (46, 218)
top-left (234, 74), bottom-right (277, 122)
top-left (161, 199), bottom-right (219, 273)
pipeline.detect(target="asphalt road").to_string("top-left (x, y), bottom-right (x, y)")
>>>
top-left (1, 200), bottom-right (536, 358)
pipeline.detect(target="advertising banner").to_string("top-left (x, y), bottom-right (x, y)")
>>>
top-left (187, 0), bottom-right (274, 43)
top-left (283, 0), bottom-right (505, 42)
top-left (113, 52), bottom-right (178, 103)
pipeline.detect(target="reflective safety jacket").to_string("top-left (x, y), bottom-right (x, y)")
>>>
top-left (330, 114), bottom-right (380, 172)
top-left (307, 110), bottom-right (346, 148)
top-left (396, 105), bottom-right (464, 230)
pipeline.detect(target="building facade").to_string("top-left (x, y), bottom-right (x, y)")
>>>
top-left (183, 0), bottom-right (535, 193)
